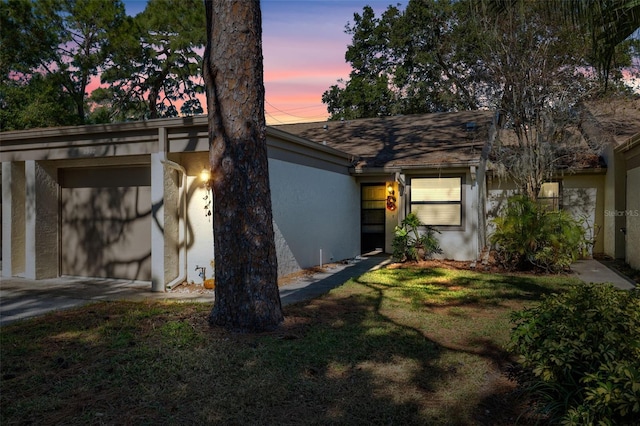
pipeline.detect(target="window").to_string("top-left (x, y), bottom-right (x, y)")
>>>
top-left (410, 177), bottom-right (462, 226)
top-left (538, 182), bottom-right (561, 210)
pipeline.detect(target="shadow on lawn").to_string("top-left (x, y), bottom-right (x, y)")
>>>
top-left (260, 288), bottom-right (468, 425)
top-left (0, 267), bottom-right (554, 424)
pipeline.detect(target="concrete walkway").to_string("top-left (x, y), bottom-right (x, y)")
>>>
top-left (0, 255), bottom-right (391, 326)
top-left (2, 255), bottom-right (634, 326)
top-left (571, 259), bottom-right (636, 290)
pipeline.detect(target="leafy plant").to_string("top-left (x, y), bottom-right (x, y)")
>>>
top-left (509, 284), bottom-right (640, 425)
top-left (490, 195), bottom-right (587, 272)
top-left (392, 213), bottom-right (442, 262)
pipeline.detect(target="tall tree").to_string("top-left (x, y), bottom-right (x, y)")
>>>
top-left (479, 1), bottom-right (595, 200)
top-left (490, 0), bottom-right (640, 91)
top-left (1, 0), bottom-right (127, 128)
top-left (96, 0), bottom-right (206, 121)
top-left (203, 0), bottom-right (283, 331)
top-left (322, 0), bottom-right (491, 120)
top-left (325, 0), bottom-right (639, 121)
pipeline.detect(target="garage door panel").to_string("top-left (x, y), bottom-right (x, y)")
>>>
top-left (60, 167), bottom-right (151, 281)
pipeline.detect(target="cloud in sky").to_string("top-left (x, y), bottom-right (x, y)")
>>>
top-left (120, 0), bottom-right (396, 124)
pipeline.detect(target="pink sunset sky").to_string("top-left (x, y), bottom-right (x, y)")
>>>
top-left (121, 0), bottom-right (401, 124)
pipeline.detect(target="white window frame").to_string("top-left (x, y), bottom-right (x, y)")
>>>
top-left (409, 176), bottom-right (464, 228)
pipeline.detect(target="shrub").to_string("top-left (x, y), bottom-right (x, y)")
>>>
top-left (490, 195), bottom-right (587, 272)
top-left (392, 213), bottom-right (442, 262)
top-left (509, 284), bottom-right (640, 425)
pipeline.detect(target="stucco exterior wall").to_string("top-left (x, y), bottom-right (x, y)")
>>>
top-left (182, 158), bottom-right (360, 282)
top-left (185, 175), bottom-right (215, 284)
top-left (27, 161), bottom-right (59, 279)
top-left (405, 171), bottom-right (479, 261)
top-left (562, 174), bottom-right (605, 256)
top-left (163, 167), bottom-right (181, 283)
top-left (436, 172), bottom-right (478, 260)
top-left (269, 157), bottom-right (360, 274)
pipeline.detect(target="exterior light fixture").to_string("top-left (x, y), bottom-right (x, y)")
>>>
top-left (387, 183), bottom-right (394, 195)
top-left (200, 168), bottom-right (211, 183)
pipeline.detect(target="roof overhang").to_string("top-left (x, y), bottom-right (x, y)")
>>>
top-left (0, 116), bottom-right (354, 171)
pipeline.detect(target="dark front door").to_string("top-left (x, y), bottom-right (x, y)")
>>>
top-left (361, 184), bottom-right (386, 253)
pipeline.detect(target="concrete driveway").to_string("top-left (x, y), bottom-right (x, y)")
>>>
top-left (0, 255), bottom-right (391, 326)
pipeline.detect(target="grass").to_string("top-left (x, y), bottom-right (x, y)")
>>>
top-left (0, 266), bottom-right (581, 425)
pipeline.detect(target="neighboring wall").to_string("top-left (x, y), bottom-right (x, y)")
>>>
top-left (562, 174), bottom-right (605, 256)
top-left (626, 165), bottom-right (640, 269)
top-left (617, 137), bottom-right (640, 270)
top-left (486, 173), bottom-right (605, 257)
top-left (601, 143), bottom-right (627, 259)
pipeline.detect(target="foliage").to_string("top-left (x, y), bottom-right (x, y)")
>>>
top-left (552, 0), bottom-right (640, 90)
top-left (1, 0), bottom-right (127, 126)
top-left (509, 284), bottom-right (640, 425)
top-left (323, 0), bottom-right (639, 121)
top-left (392, 212), bottom-right (442, 262)
top-left (322, 0), bottom-right (487, 120)
top-left (1, 0), bottom-right (205, 129)
top-left (97, 0), bottom-right (205, 121)
top-left (490, 195), bottom-right (587, 272)
top-left (0, 74), bottom-right (80, 130)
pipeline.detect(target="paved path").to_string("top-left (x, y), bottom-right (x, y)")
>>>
top-left (571, 259), bottom-right (636, 290)
top-left (0, 255), bottom-right (391, 326)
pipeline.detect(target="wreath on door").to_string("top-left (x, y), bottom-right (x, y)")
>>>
top-left (386, 195), bottom-right (397, 211)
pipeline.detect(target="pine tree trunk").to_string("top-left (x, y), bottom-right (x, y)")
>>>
top-left (203, 0), bottom-right (283, 331)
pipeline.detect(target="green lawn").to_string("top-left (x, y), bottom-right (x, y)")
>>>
top-left (0, 266), bottom-right (580, 425)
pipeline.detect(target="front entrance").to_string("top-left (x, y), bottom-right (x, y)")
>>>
top-left (361, 184), bottom-right (386, 253)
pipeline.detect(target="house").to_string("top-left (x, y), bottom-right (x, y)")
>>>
top-left (1, 117), bottom-right (360, 291)
top-left (276, 111), bottom-right (494, 261)
top-left (582, 98), bottom-right (640, 270)
top-left (2, 102), bottom-right (638, 291)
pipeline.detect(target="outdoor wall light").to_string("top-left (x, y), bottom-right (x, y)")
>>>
top-left (387, 183), bottom-right (394, 195)
top-left (200, 168), bottom-right (213, 190)
top-left (200, 168), bottom-right (211, 183)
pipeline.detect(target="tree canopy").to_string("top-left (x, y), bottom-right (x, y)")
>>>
top-left (95, 0), bottom-right (205, 122)
top-left (0, 0), bottom-right (205, 130)
top-left (323, 0), bottom-right (639, 121)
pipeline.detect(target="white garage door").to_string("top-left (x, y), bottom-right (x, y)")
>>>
top-left (60, 166), bottom-right (151, 281)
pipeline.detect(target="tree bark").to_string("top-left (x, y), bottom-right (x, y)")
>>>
top-left (203, 0), bottom-right (283, 331)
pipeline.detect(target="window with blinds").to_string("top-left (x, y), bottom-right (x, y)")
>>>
top-left (410, 177), bottom-right (462, 226)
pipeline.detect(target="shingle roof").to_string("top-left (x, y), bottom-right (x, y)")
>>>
top-left (583, 97), bottom-right (640, 145)
top-left (276, 100), bottom-right (640, 172)
top-left (274, 110), bottom-right (493, 170)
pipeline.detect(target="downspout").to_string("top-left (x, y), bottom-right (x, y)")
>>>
top-left (160, 158), bottom-right (188, 291)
